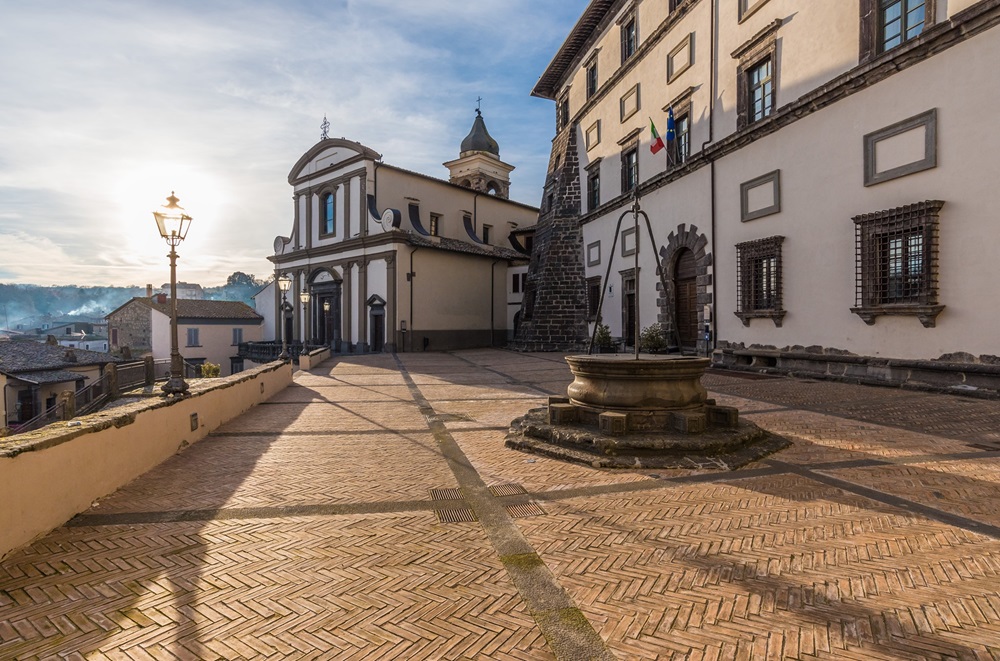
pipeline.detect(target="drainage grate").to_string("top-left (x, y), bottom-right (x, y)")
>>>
top-left (490, 483), bottom-right (527, 497)
top-left (506, 502), bottom-right (545, 519)
top-left (436, 508), bottom-right (478, 524)
top-left (430, 488), bottom-right (464, 501)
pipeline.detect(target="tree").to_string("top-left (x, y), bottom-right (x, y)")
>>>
top-left (226, 272), bottom-right (259, 288)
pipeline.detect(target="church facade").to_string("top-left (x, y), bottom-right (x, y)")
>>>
top-left (519, 0), bottom-right (1000, 390)
top-left (269, 113), bottom-right (538, 353)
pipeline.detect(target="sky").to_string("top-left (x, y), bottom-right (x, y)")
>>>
top-left (0, 0), bottom-right (589, 287)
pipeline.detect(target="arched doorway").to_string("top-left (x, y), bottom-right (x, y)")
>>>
top-left (674, 248), bottom-right (698, 349)
top-left (309, 269), bottom-right (342, 349)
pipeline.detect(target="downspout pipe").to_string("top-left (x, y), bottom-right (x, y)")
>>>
top-left (408, 246), bottom-right (419, 352)
top-left (490, 259), bottom-right (501, 347)
top-left (700, 0), bottom-right (718, 358)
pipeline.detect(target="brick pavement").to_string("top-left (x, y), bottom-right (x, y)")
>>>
top-left (3, 351), bottom-right (1000, 659)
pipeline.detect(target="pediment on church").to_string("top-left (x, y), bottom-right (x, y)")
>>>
top-left (288, 138), bottom-right (381, 185)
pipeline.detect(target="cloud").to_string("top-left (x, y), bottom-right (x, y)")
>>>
top-left (0, 0), bottom-right (589, 286)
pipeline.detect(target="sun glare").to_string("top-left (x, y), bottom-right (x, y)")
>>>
top-left (112, 162), bottom-right (226, 268)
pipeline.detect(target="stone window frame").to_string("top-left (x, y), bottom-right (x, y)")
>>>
top-left (556, 91), bottom-right (570, 132)
top-left (319, 188), bottom-right (337, 237)
top-left (586, 120), bottom-right (601, 151)
top-left (620, 142), bottom-right (639, 195)
top-left (863, 108), bottom-right (937, 187)
top-left (482, 224), bottom-right (492, 245)
top-left (619, 8), bottom-right (638, 65)
top-left (586, 160), bottom-right (602, 212)
top-left (620, 83), bottom-right (641, 123)
top-left (860, 0), bottom-right (936, 63)
top-left (186, 327), bottom-right (201, 347)
top-left (666, 32), bottom-right (695, 84)
top-left (738, 0), bottom-right (772, 23)
top-left (733, 19), bottom-right (782, 131)
top-left (585, 51), bottom-right (600, 99)
top-left (587, 240), bottom-right (602, 267)
top-left (586, 276), bottom-right (602, 320)
top-left (852, 199), bottom-right (945, 327)
top-left (621, 227), bottom-right (639, 257)
top-left (429, 213), bottom-right (441, 236)
top-left (664, 88), bottom-right (695, 165)
top-left (735, 235), bottom-right (785, 327)
top-left (740, 169), bottom-right (781, 222)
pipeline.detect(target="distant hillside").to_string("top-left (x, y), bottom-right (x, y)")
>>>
top-left (0, 272), bottom-right (270, 330)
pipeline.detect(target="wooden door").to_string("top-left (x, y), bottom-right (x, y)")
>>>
top-left (674, 249), bottom-right (698, 348)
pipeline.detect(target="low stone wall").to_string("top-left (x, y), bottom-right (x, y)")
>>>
top-left (712, 343), bottom-right (1000, 396)
top-left (0, 361), bottom-right (293, 559)
top-left (298, 347), bottom-right (331, 371)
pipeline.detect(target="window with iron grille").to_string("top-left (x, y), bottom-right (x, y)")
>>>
top-left (852, 200), bottom-right (944, 327)
top-left (735, 236), bottom-right (785, 327)
top-left (621, 17), bottom-right (637, 63)
top-left (587, 276), bottom-right (602, 320)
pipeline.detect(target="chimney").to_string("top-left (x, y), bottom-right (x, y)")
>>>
top-left (64, 348), bottom-right (77, 362)
top-left (156, 293), bottom-right (168, 304)
top-left (146, 284), bottom-right (153, 297)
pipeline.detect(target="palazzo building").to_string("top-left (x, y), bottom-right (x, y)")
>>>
top-left (269, 112), bottom-right (538, 353)
top-left (518, 0), bottom-right (1000, 390)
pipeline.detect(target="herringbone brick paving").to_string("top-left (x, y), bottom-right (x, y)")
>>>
top-left (3, 349), bottom-right (1000, 659)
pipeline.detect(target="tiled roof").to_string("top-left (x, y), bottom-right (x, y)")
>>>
top-left (532, 0), bottom-right (618, 100)
top-left (127, 298), bottom-right (263, 322)
top-left (7, 370), bottom-right (89, 385)
top-left (0, 341), bottom-right (121, 373)
top-left (407, 234), bottom-right (528, 261)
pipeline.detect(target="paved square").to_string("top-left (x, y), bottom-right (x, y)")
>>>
top-left (3, 350), bottom-right (1000, 659)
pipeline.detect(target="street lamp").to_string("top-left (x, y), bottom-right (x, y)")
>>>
top-left (152, 192), bottom-right (193, 397)
top-left (277, 273), bottom-right (292, 360)
top-left (299, 289), bottom-right (311, 345)
top-left (323, 300), bottom-right (331, 347)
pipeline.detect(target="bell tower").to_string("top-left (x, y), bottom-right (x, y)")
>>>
top-left (444, 109), bottom-right (514, 199)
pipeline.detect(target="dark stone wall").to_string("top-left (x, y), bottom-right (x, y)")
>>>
top-left (108, 301), bottom-right (152, 356)
top-left (510, 126), bottom-right (590, 351)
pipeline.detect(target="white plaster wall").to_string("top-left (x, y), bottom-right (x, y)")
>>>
top-left (367, 259), bottom-right (388, 304)
top-left (350, 175), bottom-right (362, 238)
top-left (583, 167), bottom-right (713, 339)
top-left (715, 29), bottom-right (1000, 359)
top-left (150, 310), bottom-right (171, 362)
top-left (179, 322), bottom-right (263, 376)
top-left (253, 281), bottom-right (276, 342)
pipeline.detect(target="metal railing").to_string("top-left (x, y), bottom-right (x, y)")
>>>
top-left (5, 401), bottom-right (67, 436)
top-left (238, 341), bottom-right (321, 364)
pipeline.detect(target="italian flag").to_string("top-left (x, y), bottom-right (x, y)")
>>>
top-left (649, 117), bottom-right (666, 155)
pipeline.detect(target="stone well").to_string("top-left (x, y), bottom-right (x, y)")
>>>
top-left (505, 354), bottom-right (787, 469)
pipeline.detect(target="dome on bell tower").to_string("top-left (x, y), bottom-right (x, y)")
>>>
top-left (460, 109), bottom-right (500, 156)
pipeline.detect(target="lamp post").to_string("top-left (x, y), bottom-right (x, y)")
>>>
top-left (299, 288), bottom-right (311, 344)
top-left (323, 300), bottom-right (331, 347)
top-left (277, 273), bottom-right (292, 360)
top-left (152, 192), bottom-right (193, 397)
